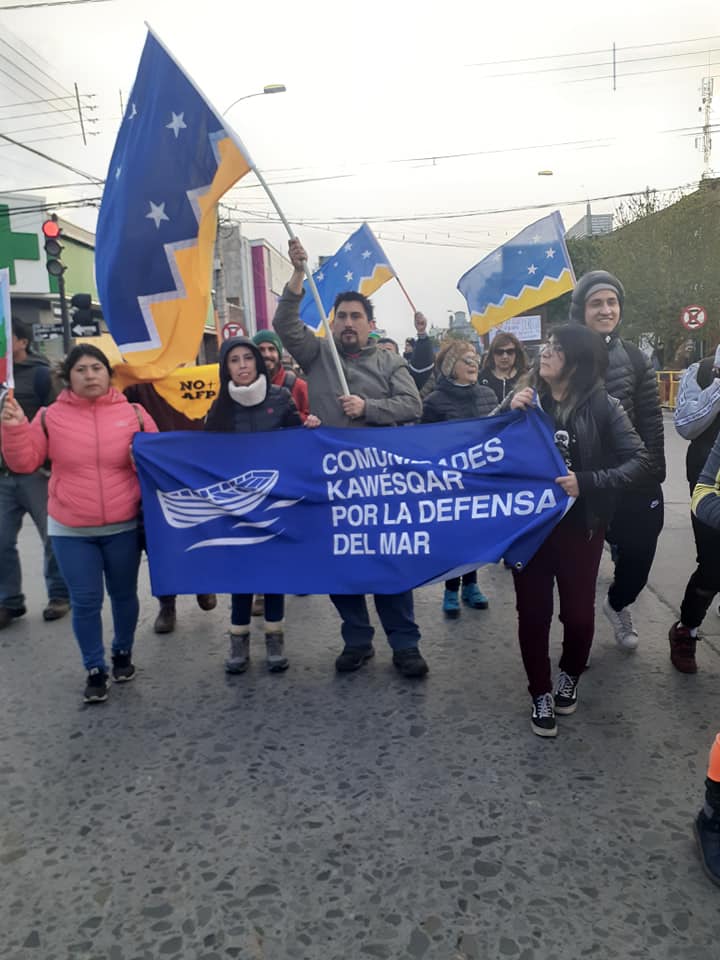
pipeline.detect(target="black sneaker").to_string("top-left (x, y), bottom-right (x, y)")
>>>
top-left (531, 692), bottom-right (557, 737)
top-left (554, 671), bottom-right (579, 715)
top-left (335, 646), bottom-right (374, 672)
top-left (111, 651), bottom-right (136, 683)
top-left (694, 810), bottom-right (720, 886)
top-left (84, 668), bottom-right (109, 703)
top-left (392, 648), bottom-right (429, 678)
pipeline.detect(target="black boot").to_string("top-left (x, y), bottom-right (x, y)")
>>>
top-left (154, 597), bottom-right (176, 634)
top-left (695, 777), bottom-right (720, 886)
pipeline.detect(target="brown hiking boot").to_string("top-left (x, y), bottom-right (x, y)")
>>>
top-left (669, 622), bottom-right (698, 674)
top-left (0, 605), bottom-right (26, 630)
top-left (154, 600), bottom-right (176, 634)
top-left (43, 598), bottom-right (70, 621)
top-left (196, 594), bottom-right (217, 611)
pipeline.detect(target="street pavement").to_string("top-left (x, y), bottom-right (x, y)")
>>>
top-left (2, 412), bottom-right (719, 960)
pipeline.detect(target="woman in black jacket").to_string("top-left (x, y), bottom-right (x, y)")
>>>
top-left (507, 325), bottom-right (651, 738)
top-left (479, 332), bottom-right (529, 403)
top-left (423, 340), bottom-right (497, 617)
top-left (205, 337), bottom-right (302, 674)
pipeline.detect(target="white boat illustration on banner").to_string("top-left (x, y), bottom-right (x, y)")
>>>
top-left (157, 469), bottom-right (279, 529)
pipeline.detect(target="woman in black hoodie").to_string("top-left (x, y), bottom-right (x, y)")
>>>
top-left (506, 324), bottom-right (651, 738)
top-left (422, 340), bottom-right (497, 618)
top-left (205, 337), bottom-right (302, 674)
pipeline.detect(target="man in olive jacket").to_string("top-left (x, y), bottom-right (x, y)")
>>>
top-left (273, 237), bottom-right (427, 678)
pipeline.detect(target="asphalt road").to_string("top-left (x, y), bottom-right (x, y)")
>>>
top-left (1, 412), bottom-right (719, 960)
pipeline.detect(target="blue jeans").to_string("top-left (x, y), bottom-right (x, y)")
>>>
top-left (329, 591), bottom-right (421, 651)
top-left (51, 529), bottom-right (141, 671)
top-left (231, 593), bottom-right (284, 625)
top-left (0, 471), bottom-right (68, 609)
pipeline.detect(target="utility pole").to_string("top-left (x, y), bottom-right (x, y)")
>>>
top-left (697, 77), bottom-right (714, 179)
top-left (214, 216), bottom-right (228, 341)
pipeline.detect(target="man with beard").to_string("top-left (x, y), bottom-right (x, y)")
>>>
top-left (253, 330), bottom-right (309, 423)
top-left (273, 237), bottom-right (427, 679)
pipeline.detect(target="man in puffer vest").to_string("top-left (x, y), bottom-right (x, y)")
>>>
top-left (570, 271), bottom-right (665, 652)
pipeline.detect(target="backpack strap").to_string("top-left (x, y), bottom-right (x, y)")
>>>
top-left (41, 407), bottom-right (48, 436)
top-left (283, 369), bottom-right (297, 391)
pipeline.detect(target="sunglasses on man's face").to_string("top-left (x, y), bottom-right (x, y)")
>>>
top-left (495, 347), bottom-right (516, 356)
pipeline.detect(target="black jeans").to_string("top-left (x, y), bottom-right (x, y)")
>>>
top-left (445, 570), bottom-right (477, 592)
top-left (679, 509), bottom-right (720, 629)
top-left (605, 486), bottom-right (664, 611)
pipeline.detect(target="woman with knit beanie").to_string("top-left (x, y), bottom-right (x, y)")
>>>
top-left (205, 337), bottom-right (302, 674)
top-left (422, 340), bottom-right (497, 617)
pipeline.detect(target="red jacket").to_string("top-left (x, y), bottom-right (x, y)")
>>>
top-left (1, 387), bottom-right (158, 527)
top-left (273, 367), bottom-right (309, 422)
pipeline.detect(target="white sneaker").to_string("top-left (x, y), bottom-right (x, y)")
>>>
top-left (602, 597), bottom-right (638, 651)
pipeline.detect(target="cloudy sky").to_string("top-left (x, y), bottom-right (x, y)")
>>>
top-left (0, 0), bottom-right (717, 342)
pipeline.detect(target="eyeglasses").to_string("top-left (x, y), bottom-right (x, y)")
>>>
top-left (461, 356), bottom-right (479, 366)
top-left (539, 342), bottom-right (564, 357)
top-left (494, 347), bottom-right (516, 356)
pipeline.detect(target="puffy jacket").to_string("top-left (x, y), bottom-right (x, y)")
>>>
top-left (674, 357), bottom-right (720, 490)
top-left (422, 376), bottom-right (497, 423)
top-left (205, 336), bottom-right (301, 433)
top-left (478, 369), bottom-right (522, 404)
top-left (274, 287), bottom-right (422, 428)
top-left (1, 387), bottom-right (158, 526)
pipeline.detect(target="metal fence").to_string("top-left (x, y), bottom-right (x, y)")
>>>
top-left (656, 371), bottom-right (683, 410)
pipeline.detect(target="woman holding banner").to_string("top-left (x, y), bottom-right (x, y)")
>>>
top-left (205, 337), bottom-right (303, 675)
top-left (506, 325), bottom-right (651, 738)
top-left (422, 339), bottom-right (497, 618)
top-left (0, 344), bottom-right (158, 704)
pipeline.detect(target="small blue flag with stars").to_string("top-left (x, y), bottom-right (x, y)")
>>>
top-left (457, 212), bottom-right (575, 335)
top-left (95, 28), bottom-right (253, 380)
top-left (299, 223), bottom-right (396, 332)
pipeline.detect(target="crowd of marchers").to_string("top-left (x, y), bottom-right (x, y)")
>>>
top-left (3, 240), bottom-right (720, 885)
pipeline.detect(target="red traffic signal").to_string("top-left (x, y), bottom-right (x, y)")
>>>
top-left (41, 217), bottom-right (61, 239)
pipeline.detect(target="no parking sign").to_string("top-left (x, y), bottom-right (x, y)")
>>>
top-left (680, 305), bottom-right (707, 331)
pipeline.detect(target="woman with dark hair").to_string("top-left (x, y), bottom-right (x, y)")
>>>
top-left (422, 339), bottom-right (497, 616)
top-left (506, 325), bottom-right (651, 737)
top-left (205, 337), bottom-right (303, 675)
top-left (0, 344), bottom-right (158, 704)
top-left (480, 332), bottom-right (528, 403)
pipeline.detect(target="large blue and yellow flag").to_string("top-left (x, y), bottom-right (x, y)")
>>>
top-left (457, 212), bottom-right (575, 335)
top-left (95, 29), bottom-right (252, 380)
top-left (299, 223), bottom-right (396, 332)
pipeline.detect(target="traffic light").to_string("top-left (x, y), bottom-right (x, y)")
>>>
top-left (41, 215), bottom-right (65, 277)
top-left (70, 293), bottom-right (92, 325)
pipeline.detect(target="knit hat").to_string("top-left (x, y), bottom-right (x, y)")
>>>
top-left (569, 270), bottom-right (625, 325)
top-left (440, 340), bottom-right (478, 380)
top-left (253, 329), bottom-right (283, 355)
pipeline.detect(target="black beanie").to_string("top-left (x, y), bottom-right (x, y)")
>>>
top-left (569, 271), bottom-right (625, 325)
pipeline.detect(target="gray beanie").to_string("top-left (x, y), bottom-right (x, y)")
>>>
top-left (569, 271), bottom-right (625, 325)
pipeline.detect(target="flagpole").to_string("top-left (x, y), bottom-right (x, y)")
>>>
top-left (394, 275), bottom-right (417, 314)
top-left (249, 167), bottom-right (350, 396)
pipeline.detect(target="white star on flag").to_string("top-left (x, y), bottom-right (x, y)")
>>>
top-left (344, 243), bottom-right (353, 252)
top-left (527, 264), bottom-right (538, 275)
top-left (361, 250), bottom-right (371, 259)
top-left (531, 234), bottom-right (541, 243)
top-left (545, 247), bottom-right (556, 258)
top-left (128, 103), bottom-right (137, 120)
top-left (115, 166), bottom-right (122, 180)
top-left (146, 201), bottom-right (170, 229)
top-left (316, 271), bottom-right (324, 282)
top-left (166, 112), bottom-right (187, 138)
top-left (333, 262), bottom-right (338, 268)
top-left (345, 271), bottom-right (353, 282)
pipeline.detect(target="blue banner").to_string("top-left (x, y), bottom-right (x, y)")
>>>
top-left (133, 410), bottom-right (571, 596)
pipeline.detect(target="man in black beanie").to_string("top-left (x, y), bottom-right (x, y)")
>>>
top-left (570, 271), bottom-right (665, 651)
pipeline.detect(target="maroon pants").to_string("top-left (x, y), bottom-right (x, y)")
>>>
top-left (512, 516), bottom-right (605, 698)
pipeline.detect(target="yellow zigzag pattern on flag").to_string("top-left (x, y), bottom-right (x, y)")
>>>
top-left (470, 270), bottom-right (574, 335)
top-left (313, 264), bottom-right (395, 338)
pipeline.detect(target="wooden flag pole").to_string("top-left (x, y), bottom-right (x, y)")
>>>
top-left (394, 275), bottom-right (417, 314)
top-left (247, 167), bottom-right (350, 396)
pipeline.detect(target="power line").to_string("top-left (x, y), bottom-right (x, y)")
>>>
top-left (467, 34), bottom-right (720, 68)
top-left (0, 95), bottom-right (93, 110)
top-left (0, 0), bottom-right (113, 9)
top-left (564, 58), bottom-right (720, 85)
top-left (0, 129), bottom-right (102, 180)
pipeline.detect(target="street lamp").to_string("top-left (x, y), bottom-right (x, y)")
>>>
top-left (222, 84), bottom-right (286, 115)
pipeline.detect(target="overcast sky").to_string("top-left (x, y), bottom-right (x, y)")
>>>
top-left (0, 0), bottom-right (717, 342)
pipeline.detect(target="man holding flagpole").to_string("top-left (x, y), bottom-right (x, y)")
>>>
top-left (274, 238), bottom-right (428, 678)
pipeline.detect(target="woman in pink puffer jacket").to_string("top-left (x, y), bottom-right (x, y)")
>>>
top-left (1, 345), bottom-right (157, 704)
